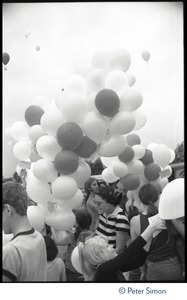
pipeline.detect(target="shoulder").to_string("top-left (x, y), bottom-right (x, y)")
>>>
top-left (130, 214), bottom-right (140, 227)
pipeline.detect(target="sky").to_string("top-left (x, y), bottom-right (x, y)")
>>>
top-left (2, 2), bottom-right (184, 178)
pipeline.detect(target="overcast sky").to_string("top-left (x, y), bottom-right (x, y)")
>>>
top-left (3, 2), bottom-right (184, 177)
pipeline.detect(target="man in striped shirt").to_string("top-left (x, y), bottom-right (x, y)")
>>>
top-left (95, 185), bottom-right (130, 254)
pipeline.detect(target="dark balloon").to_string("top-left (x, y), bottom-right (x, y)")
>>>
top-left (3, 52), bottom-right (10, 65)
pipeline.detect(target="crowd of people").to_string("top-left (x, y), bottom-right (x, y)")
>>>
top-left (2, 170), bottom-right (185, 282)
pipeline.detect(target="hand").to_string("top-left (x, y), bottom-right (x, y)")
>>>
top-left (149, 214), bottom-right (166, 231)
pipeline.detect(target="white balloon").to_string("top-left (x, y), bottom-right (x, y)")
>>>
top-left (35, 45), bottom-right (41, 51)
top-left (40, 109), bottom-right (64, 137)
top-left (87, 68), bottom-right (106, 93)
top-left (128, 74), bottom-right (136, 87)
top-left (101, 156), bottom-right (119, 168)
top-left (28, 125), bottom-right (46, 143)
top-left (112, 161), bottom-right (128, 178)
top-left (109, 111), bottom-right (135, 134)
top-left (132, 108), bottom-right (147, 130)
top-left (98, 134), bottom-right (127, 157)
top-left (55, 91), bottom-right (67, 111)
top-left (52, 176), bottom-right (78, 200)
top-left (91, 50), bottom-right (109, 71)
top-left (105, 70), bottom-right (128, 95)
top-left (169, 148), bottom-right (175, 163)
top-left (64, 74), bottom-right (87, 98)
top-left (102, 167), bottom-right (119, 183)
top-left (159, 178), bottom-right (184, 219)
top-left (146, 143), bottom-right (158, 151)
top-left (152, 144), bottom-right (171, 168)
top-left (57, 189), bottom-right (84, 210)
top-left (127, 159), bottom-right (144, 175)
top-left (13, 140), bottom-right (32, 161)
top-left (36, 135), bottom-right (61, 161)
top-left (11, 121), bottom-right (30, 141)
top-left (69, 161), bottom-right (91, 187)
top-left (27, 205), bottom-right (45, 232)
top-left (33, 159), bottom-right (58, 183)
top-left (142, 50), bottom-right (150, 62)
top-left (71, 245), bottom-right (83, 274)
top-left (108, 48), bottom-right (131, 72)
top-left (45, 209), bottom-right (76, 231)
top-left (132, 145), bottom-right (145, 159)
top-left (82, 111), bottom-right (108, 143)
top-left (26, 174), bottom-right (52, 205)
top-left (120, 88), bottom-right (143, 112)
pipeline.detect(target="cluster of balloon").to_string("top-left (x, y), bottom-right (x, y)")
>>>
top-left (5, 47), bottom-right (176, 232)
top-left (2, 52), bottom-right (10, 70)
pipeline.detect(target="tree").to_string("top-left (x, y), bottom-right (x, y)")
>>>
top-left (173, 141), bottom-right (184, 163)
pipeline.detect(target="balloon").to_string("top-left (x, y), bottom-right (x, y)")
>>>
top-left (126, 133), bottom-right (141, 146)
top-left (169, 148), bottom-right (176, 163)
top-left (45, 208), bottom-right (76, 231)
top-left (101, 156), bottom-right (119, 168)
top-left (142, 50), bottom-right (150, 62)
top-left (32, 159), bottom-right (58, 183)
top-left (40, 109), bottom-right (64, 137)
top-left (54, 150), bottom-right (79, 175)
top-left (52, 176), bottom-right (77, 200)
top-left (128, 74), bottom-right (136, 87)
top-left (61, 92), bottom-right (88, 124)
top-left (32, 95), bottom-right (50, 111)
top-left (13, 140), bottom-right (32, 161)
top-left (127, 159), bottom-right (144, 175)
top-left (37, 203), bottom-right (51, 218)
top-left (112, 161), bottom-right (128, 178)
top-left (28, 125), bottom-right (46, 143)
top-left (102, 167), bottom-right (119, 183)
top-left (3, 52), bottom-right (10, 65)
top-left (82, 111), bottom-right (108, 143)
top-left (27, 206), bottom-right (45, 232)
top-left (25, 105), bottom-right (44, 127)
top-left (36, 135), bottom-right (61, 161)
top-left (160, 165), bottom-right (172, 179)
top-left (132, 145), bottom-right (145, 159)
top-left (152, 144), bottom-right (171, 168)
top-left (69, 161), bottom-right (91, 187)
top-left (26, 174), bottom-right (52, 205)
top-left (159, 178), bottom-right (184, 219)
top-left (120, 88), bottom-right (143, 112)
top-left (144, 163), bottom-right (161, 181)
top-left (160, 177), bottom-right (169, 191)
top-left (140, 149), bottom-right (154, 165)
top-left (57, 189), bottom-right (84, 209)
top-left (91, 50), bottom-right (109, 71)
top-left (11, 121), bottom-right (30, 141)
top-left (64, 74), bottom-right (87, 98)
top-left (87, 68), bottom-right (106, 93)
top-left (105, 70), bottom-right (128, 95)
top-left (25, 30), bottom-right (31, 38)
top-left (56, 122), bottom-right (83, 150)
top-left (71, 245), bottom-right (83, 274)
top-left (35, 45), bottom-right (41, 51)
top-left (118, 146), bottom-right (135, 164)
top-left (132, 109), bottom-right (147, 130)
top-left (95, 89), bottom-right (120, 117)
top-left (74, 136), bottom-right (97, 158)
top-left (147, 143), bottom-right (158, 151)
top-left (120, 174), bottom-right (140, 191)
top-left (98, 134), bottom-right (126, 157)
top-left (109, 111), bottom-right (135, 134)
top-left (108, 48), bottom-right (131, 72)
top-left (85, 91), bottom-right (98, 112)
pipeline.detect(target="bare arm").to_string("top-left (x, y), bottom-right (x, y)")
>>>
top-left (115, 232), bottom-right (130, 254)
top-left (171, 219), bottom-right (185, 238)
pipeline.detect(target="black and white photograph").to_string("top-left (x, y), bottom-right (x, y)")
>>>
top-left (2, 1), bottom-right (185, 298)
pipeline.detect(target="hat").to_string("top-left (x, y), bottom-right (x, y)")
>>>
top-left (95, 185), bottom-right (120, 205)
top-left (3, 181), bottom-right (28, 209)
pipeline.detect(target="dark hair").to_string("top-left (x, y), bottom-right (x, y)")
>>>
top-left (3, 181), bottom-right (28, 216)
top-left (74, 208), bottom-right (92, 241)
top-left (95, 185), bottom-right (120, 206)
top-left (44, 236), bottom-right (58, 261)
top-left (84, 178), bottom-right (99, 203)
top-left (139, 183), bottom-right (159, 218)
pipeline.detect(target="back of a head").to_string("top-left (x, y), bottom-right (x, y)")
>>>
top-left (95, 185), bottom-right (121, 206)
top-left (139, 183), bottom-right (159, 205)
top-left (3, 181), bottom-right (28, 216)
top-left (76, 208), bottom-right (92, 230)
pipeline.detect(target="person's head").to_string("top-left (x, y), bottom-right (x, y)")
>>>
top-left (43, 236), bottom-right (58, 261)
top-left (84, 178), bottom-right (99, 195)
top-left (78, 235), bottom-right (116, 281)
top-left (3, 181), bottom-right (29, 234)
top-left (74, 208), bottom-right (92, 241)
top-left (94, 185), bottom-right (120, 215)
top-left (139, 183), bottom-right (159, 217)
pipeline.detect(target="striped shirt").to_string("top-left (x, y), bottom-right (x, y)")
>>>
top-left (96, 206), bottom-right (130, 248)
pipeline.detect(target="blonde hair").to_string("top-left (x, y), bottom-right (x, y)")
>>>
top-left (79, 236), bottom-right (116, 281)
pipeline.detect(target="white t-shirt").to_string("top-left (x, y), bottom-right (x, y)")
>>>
top-left (3, 228), bottom-right (47, 282)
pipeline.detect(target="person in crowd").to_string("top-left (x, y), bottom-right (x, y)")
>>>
top-left (113, 180), bottom-right (128, 211)
top-left (44, 236), bottom-right (66, 281)
top-left (130, 183), bottom-right (184, 281)
top-left (95, 185), bottom-right (130, 255)
top-left (54, 208), bottom-right (93, 281)
top-left (76, 215), bottom-right (166, 281)
top-left (2, 181), bottom-right (47, 281)
top-left (84, 177), bottom-right (100, 232)
top-left (172, 217), bottom-right (185, 278)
